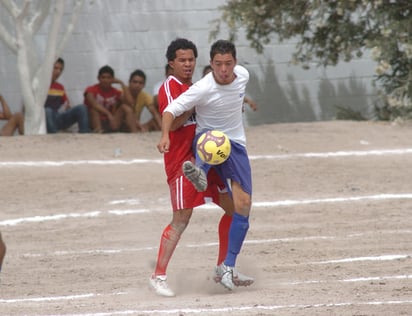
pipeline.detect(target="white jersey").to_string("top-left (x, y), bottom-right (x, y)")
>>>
top-left (164, 65), bottom-right (249, 146)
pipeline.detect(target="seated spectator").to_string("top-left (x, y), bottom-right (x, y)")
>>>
top-left (45, 58), bottom-right (90, 133)
top-left (84, 65), bottom-right (136, 133)
top-left (0, 94), bottom-right (24, 136)
top-left (128, 69), bottom-right (162, 132)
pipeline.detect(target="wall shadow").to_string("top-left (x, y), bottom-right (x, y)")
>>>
top-left (318, 74), bottom-right (370, 120)
top-left (245, 62), bottom-right (372, 126)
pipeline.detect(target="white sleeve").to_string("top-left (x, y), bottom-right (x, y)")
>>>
top-left (163, 80), bottom-right (207, 117)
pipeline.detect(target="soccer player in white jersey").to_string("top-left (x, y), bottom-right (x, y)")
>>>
top-left (158, 40), bottom-right (254, 291)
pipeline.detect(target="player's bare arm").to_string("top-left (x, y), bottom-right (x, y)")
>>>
top-left (170, 109), bottom-right (194, 131)
top-left (157, 111), bottom-right (175, 153)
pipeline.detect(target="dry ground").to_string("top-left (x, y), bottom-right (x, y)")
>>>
top-left (0, 121), bottom-right (412, 316)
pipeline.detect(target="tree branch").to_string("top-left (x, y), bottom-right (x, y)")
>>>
top-left (57, 0), bottom-right (85, 56)
top-left (0, 0), bottom-right (20, 18)
top-left (28, 0), bottom-right (52, 35)
top-left (0, 20), bottom-right (17, 53)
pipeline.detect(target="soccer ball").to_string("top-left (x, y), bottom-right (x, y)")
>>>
top-left (196, 130), bottom-right (231, 165)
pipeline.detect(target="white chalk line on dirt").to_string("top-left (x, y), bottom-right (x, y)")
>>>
top-left (0, 292), bottom-right (124, 303)
top-left (2, 193), bottom-right (412, 227)
top-left (284, 274), bottom-right (412, 285)
top-left (18, 233), bottom-right (412, 259)
top-left (0, 209), bottom-right (149, 226)
top-left (311, 254), bottom-right (411, 264)
top-left (3, 298), bottom-right (412, 315)
top-left (1, 147), bottom-right (412, 168)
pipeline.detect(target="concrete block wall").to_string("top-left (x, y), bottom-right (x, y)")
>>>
top-left (0, 0), bottom-right (378, 126)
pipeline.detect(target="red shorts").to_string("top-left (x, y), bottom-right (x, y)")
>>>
top-left (168, 168), bottom-right (226, 211)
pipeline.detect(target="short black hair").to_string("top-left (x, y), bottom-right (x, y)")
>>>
top-left (98, 65), bottom-right (114, 77)
top-left (166, 38), bottom-right (198, 61)
top-left (129, 69), bottom-right (146, 83)
top-left (210, 40), bottom-right (236, 60)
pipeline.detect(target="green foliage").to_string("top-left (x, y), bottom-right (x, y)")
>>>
top-left (374, 99), bottom-right (412, 121)
top-left (212, 0), bottom-right (412, 116)
top-left (335, 105), bottom-right (367, 121)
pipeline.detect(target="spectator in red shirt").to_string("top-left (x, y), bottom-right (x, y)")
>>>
top-left (84, 65), bottom-right (137, 133)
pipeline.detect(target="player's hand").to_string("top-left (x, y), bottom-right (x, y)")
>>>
top-left (157, 135), bottom-right (170, 153)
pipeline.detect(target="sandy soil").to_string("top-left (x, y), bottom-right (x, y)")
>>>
top-left (1, 120), bottom-right (412, 316)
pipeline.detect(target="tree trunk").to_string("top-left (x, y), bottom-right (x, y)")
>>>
top-left (0, 0), bottom-right (84, 135)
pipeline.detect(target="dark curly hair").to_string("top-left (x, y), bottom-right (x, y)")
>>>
top-left (166, 38), bottom-right (198, 61)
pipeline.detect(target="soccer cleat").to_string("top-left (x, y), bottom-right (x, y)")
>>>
top-left (149, 274), bottom-right (175, 297)
top-left (215, 263), bottom-right (235, 290)
top-left (214, 265), bottom-right (254, 287)
top-left (233, 269), bottom-right (254, 287)
top-left (182, 161), bottom-right (207, 192)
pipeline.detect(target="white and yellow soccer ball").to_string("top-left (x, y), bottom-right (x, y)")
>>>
top-left (196, 130), bottom-right (231, 165)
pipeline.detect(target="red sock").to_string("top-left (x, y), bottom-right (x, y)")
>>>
top-left (154, 224), bottom-right (181, 276)
top-left (217, 214), bottom-right (232, 265)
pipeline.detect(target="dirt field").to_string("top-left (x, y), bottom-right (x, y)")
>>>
top-left (1, 121), bottom-right (412, 316)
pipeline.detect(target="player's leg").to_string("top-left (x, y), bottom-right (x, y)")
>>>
top-left (0, 232), bottom-right (6, 272)
top-left (225, 182), bottom-right (251, 266)
top-left (182, 132), bottom-right (212, 192)
top-left (216, 184), bottom-right (254, 289)
top-left (216, 192), bottom-right (233, 266)
top-left (214, 143), bottom-right (254, 290)
top-left (150, 208), bottom-right (192, 297)
top-left (182, 161), bottom-right (208, 192)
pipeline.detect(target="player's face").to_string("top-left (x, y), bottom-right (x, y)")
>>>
top-left (170, 49), bottom-right (196, 84)
top-left (129, 75), bottom-right (145, 94)
top-left (211, 53), bottom-right (236, 85)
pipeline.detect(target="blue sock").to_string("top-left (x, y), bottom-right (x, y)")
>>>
top-left (224, 212), bottom-right (249, 267)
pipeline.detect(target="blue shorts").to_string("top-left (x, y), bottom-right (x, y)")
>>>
top-left (193, 131), bottom-right (252, 196)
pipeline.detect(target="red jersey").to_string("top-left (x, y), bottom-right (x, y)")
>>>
top-left (158, 75), bottom-right (196, 182)
top-left (45, 82), bottom-right (68, 111)
top-left (84, 84), bottom-right (122, 120)
top-left (158, 75), bottom-right (224, 211)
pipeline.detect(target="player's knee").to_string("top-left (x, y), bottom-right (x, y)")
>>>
top-left (173, 221), bottom-right (188, 234)
top-left (236, 197), bottom-right (251, 216)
